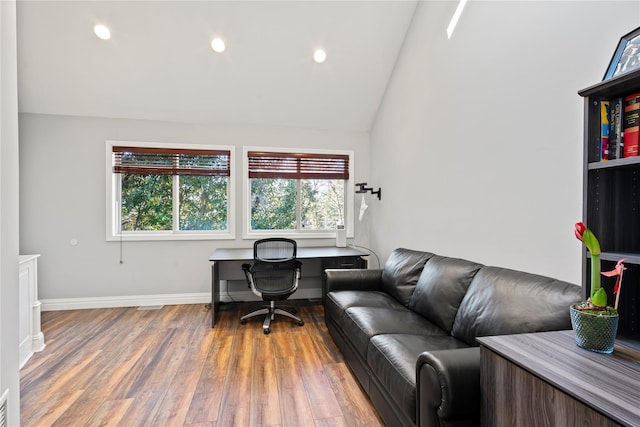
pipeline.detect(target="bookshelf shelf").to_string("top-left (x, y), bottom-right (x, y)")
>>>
top-left (579, 68), bottom-right (640, 99)
top-left (588, 251), bottom-right (640, 264)
top-left (580, 65), bottom-right (640, 339)
top-left (588, 156), bottom-right (640, 170)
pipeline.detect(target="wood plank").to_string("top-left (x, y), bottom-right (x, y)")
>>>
top-left (21, 302), bottom-right (381, 427)
top-left (295, 332), bottom-right (344, 421)
top-left (33, 390), bottom-right (84, 427)
top-left (216, 319), bottom-right (255, 426)
top-left (185, 334), bottom-right (233, 425)
top-left (324, 363), bottom-right (384, 427)
top-left (116, 325), bottom-right (197, 425)
top-left (276, 356), bottom-right (316, 427)
top-left (314, 417), bottom-right (350, 427)
top-left (84, 399), bottom-right (134, 427)
top-left (43, 311), bottom-right (161, 425)
top-left (151, 389), bottom-right (196, 426)
top-left (250, 336), bottom-right (281, 426)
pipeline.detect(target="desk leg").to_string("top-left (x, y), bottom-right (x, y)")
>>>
top-left (211, 261), bottom-right (220, 327)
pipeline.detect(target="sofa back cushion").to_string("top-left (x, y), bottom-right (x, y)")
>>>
top-left (408, 255), bottom-right (483, 333)
top-left (381, 248), bottom-right (434, 306)
top-left (451, 266), bottom-right (583, 346)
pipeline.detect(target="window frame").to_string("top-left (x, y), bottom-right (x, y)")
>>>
top-left (242, 146), bottom-right (354, 240)
top-left (105, 140), bottom-right (236, 241)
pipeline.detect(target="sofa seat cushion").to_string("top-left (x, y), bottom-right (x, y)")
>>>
top-left (343, 307), bottom-right (447, 359)
top-left (368, 334), bottom-right (469, 423)
top-left (326, 290), bottom-right (405, 328)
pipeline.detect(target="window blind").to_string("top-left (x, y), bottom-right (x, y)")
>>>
top-left (248, 151), bottom-right (349, 180)
top-left (113, 146), bottom-right (231, 177)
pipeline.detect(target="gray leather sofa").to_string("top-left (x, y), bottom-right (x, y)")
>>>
top-left (323, 248), bottom-right (582, 427)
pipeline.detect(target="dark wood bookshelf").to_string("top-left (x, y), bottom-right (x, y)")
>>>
top-left (580, 69), bottom-right (640, 340)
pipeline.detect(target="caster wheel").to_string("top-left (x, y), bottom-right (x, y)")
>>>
top-left (298, 320), bottom-right (304, 326)
top-left (240, 319), bottom-right (247, 325)
top-left (264, 328), bottom-right (270, 335)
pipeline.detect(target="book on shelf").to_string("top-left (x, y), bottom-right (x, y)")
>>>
top-left (608, 97), bottom-right (624, 159)
top-left (601, 100), bottom-right (610, 161)
top-left (623, 92), bottom-right (640, 158)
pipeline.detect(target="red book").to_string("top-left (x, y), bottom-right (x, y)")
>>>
top-left (623, 92), bottom-right (640, 158)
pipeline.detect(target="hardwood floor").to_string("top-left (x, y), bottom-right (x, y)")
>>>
top-left (20, 301), bottom-right (383, 427)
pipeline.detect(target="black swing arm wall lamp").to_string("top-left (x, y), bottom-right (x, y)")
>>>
top-left (355, 182), bottom-right (381, 200)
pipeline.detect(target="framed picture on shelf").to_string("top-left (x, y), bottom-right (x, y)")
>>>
top-left (604, 26), bottom-right (640, 81)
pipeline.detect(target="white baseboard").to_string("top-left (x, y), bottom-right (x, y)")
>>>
top-left (19, 336), bottom-right (33, 369)
top-left (41, 288), bottom-right (323, 311)
top-left (32, 332), bottom-right (46, 352)
top-left (41, 292), bottom-right (211, 311)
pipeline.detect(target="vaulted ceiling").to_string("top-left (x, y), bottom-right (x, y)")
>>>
top-left (16, 1), bottom-right (418, 132)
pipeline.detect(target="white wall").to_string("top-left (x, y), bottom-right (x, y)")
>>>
top-left (19, 113), bottom-right (370, 304)
top-left (370, 1), bottom-right (640, 284)
top-left (1, 0), bottom-right (22, 425)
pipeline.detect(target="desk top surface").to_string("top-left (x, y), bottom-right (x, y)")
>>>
top-left (478, 330), bottom-right (640, 426)
top-left (209, 245), bottom-right (368, 261)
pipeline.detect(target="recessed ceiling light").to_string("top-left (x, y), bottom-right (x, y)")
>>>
top-left (313, 49), bottom-right (327, 64)
top-left (94, 24), bottom-right (111, 40)
top-left (211, 38), bottom-right (226, 53)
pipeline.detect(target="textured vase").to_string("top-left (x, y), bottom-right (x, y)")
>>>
top-left (570, 304), bottom-right (619, 354)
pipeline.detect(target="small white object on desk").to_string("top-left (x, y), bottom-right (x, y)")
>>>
top-left (336, 224), bottom-right (346, 247)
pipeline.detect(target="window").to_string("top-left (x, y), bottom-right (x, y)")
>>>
top-left (244, 147), bottom-right (354, 238)
top-left (106, 141), bottom-right (235, 241)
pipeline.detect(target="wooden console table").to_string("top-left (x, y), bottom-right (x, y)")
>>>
top-left (478, 330), bottom-right (640, 426)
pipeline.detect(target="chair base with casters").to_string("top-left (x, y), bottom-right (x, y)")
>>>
top-left (240, 238), bottom-right (304, 335)
top-left (240, 300), bottom-right (304, 334)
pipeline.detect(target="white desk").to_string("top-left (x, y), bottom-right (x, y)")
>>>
top-left (209, 246), bottom-right (368, 327)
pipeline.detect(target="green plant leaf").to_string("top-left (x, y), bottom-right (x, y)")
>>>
top-left (591, 287), bottom-right (608, 307)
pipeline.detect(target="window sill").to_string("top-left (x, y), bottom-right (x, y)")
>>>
top-left (242, 230), bottom-right (353, 240)
top-left (107, 232), bottom-right (235, 242)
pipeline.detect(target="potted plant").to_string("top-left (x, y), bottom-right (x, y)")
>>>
top-left (572, 222), bottom-right (624, 354)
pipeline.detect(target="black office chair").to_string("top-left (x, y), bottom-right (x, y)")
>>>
top-left (240, 238), bottom-right (304, 334)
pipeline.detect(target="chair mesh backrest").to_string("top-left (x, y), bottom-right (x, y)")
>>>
top-left (254, 238), bottom-right (296, 262)
top-left (251, 239), bottom-right (298, 295)
top-left (251, 260), bottom-right (298, 294)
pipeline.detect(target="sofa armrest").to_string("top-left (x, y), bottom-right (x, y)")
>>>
top-left (416, 347), bottom-right (480, 427)
top-left (323, 268), bottom-right (383, 293)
